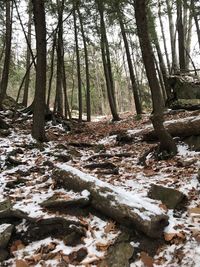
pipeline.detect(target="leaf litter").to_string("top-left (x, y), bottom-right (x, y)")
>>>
top-left (0, 110), bottom-right (200, 266)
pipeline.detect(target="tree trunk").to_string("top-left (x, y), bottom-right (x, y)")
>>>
top-left (97, 0), bottom-right (120, 121)
top-left (134, 0), bottom-right (177, 156)
top-left (47, 35), bottom-right (56, 109)
top-left (118, 9), bottom-right (142, 115)
top-left (73, 4), bottom-right (82, 122)
top-left (166, 0), bottom-right (178, 73)
top-left (54, 0), bottom-right (64, 116)
top-left (31, 0), bottom-right (47, 142)
top-left (0, 0), bottom-right (12, 108)
top-left (52, 165), bottom-right (169, 238)
top-left (22, 0), bottom-right (32, 107)
top-left (148, 8), bottom-right (171, 100)
top-left (77, 5), bottom-right (91, 122)
top-left (158, 0), bottom-right (170, 73)
top-left (185, 3), bottom-right (193, 70)
top-left (177, 0), bottom-right (186, 72)
top-left (191, 0), bottom-right (200, 50)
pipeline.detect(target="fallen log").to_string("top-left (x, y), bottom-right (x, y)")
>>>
top-left (143, 115), bottom-right (200, 141)
top-left (52, 165), bottom-right (168, 238)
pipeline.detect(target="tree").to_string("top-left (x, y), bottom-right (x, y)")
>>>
top-left (96, 0), bottom-right (120, 121)
top-left (134, 0), bottom-right (177, 156)
top-left (73, 1), bottom-right (82, 122)
top-left (0, 0), bottom-right (12, 108)
top-left (31, 0), bottom-right (47, 141)
top-left (22, 0), bottom-right (32, 107)
top-left (77, 1), bottom-right (91, 122)
top-left (116, 3), bottom-right (142, 114)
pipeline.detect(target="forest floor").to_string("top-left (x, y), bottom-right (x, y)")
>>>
top-left (0, 109), bottom-right (200, 267)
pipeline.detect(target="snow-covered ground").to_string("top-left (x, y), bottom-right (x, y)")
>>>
top-left (0, 110), bottom-right (200, 266)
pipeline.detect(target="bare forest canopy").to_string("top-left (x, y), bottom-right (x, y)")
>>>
top-left (0, 0), bottom-right (200, 146)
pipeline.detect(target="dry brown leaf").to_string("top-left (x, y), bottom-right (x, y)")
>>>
top-left (176, 232), bottom-right (186, 240)
top-left (10, 240), bottom-right (25, 253)
top-left (96, 242), bottom-right (110, 251)
top-left (159, 203), bottom-right (168, 212)
top-left (62, 255), bottom-right (70, 263)
top-left (188, 207), bottom-right (200, 215)
top-left (16, 259), bottom-right (29, 267)
top-left (164, 233), bottom-right (176, 241)
top-left (143, 168), bottom-right (157, 177)
top-left (140, 251), bottom-right (154, 267)
top-left (104, 221), bottom-right (116, 233)
top-left (32, 253), bottom-right (42, 262)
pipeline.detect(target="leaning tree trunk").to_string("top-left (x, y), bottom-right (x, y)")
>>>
top-left (31, 0), bottom-right (47, 142)
top-left (0, 0), bottom-right (12, 108)
top-left (134, 0), bottom-right (177, 156)
top-left (52, 165), bottom-right (168, 238)
top-left (118, 9), bottom-right (142, 115)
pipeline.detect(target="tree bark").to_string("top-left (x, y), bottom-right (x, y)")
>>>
top-left (77, 4), bottom-right (91, 122)
top-left (177, 0), bottom-right (186, 72)
top-left (22, 0), bottom-right (32, 107)
top-left (52, 165), bottom-right (169, 238)
top-left (134, 0), bottom-right (177, 156)
top-left (0, 0), bottom-right (12, 108)
top-left (191, 0), bottom-right (200, 51)
top-left (73, 4), bottom-right (82, 122)
top-left (97, 0), bottom-right (120, 121)
top-left (118, 9), bottom-right (142, 115)
top-left (166, 0), bottom-right (178, 73)
top-left (31, 0), bottom-right (47, 141)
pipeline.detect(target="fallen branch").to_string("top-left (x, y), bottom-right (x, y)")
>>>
top-left (52, 165), bottom-right (168, 238)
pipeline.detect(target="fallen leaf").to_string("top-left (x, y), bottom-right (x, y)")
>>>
top-left (159, 203), bottom-right (168, 211)
top-left (164, 233), bottom-right (176, 241)
top-left (188, 207), bottom-right (200, 215)
top-left (140, 251), bottom-right (154, 267)
top-left (16, 259), bottom-right (29, 267)
top-left (104, 221), bottom-right (116, 233)
top-left (96, 242), bottom-right (110, 251)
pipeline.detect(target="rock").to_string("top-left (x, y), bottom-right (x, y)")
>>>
top-left (43, 160), bottom-right (54, 168)
top-left (0, 249), bottom-right (9, 261)
top-left (177, 158), bottom-right (197, 167)
top-left (68, 147), bottom-right (81, 157)
top-left (99, 233), bottom-right (134, 267)
top-left (0, 224), bottom-right (14, 248)
top-left (148, 185), bottom-right (187, 209)
top-left (6, 178), bottom-right (27, 189)
top-left (183, 135), bottom-right (200, 151)
top-left (40, 194), bottom-right (90, 209)
top-left (0, 129), bottom-right (11, 137)
top-left (0, 117), bottom-right (10, 130)
top-left (56, 153), bottom-right (72, 162)
top-left (116, 133), bottom-right (135, 144)
top-left (5, 156), bottom-right (24, 167)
